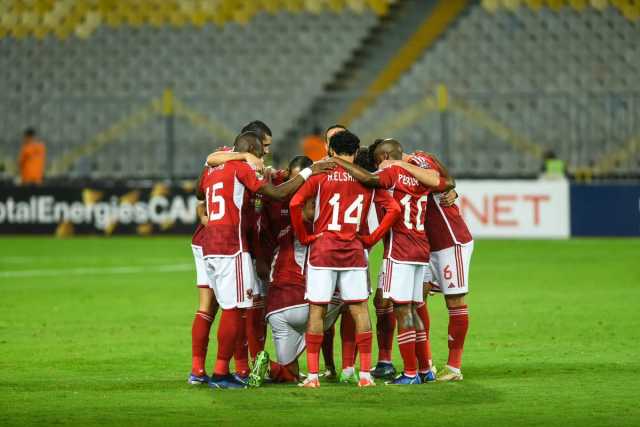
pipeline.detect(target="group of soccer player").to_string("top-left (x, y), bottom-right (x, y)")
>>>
top-left (188, 120), bottom-right (473, 389)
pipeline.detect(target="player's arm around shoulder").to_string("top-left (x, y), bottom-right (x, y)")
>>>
top-left (257, 160), bottom-right (334, 201)
top-left (380, 159), bottom-right (446, 190)
top-left (206, 150), bottom-right (264, 171)
top-left (330, 156), bottom-right (380, 187)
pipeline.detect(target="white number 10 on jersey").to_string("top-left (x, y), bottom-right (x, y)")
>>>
top-left (328, 193), bottom-right (364, 232)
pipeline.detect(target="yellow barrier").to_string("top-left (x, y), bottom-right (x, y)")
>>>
top-left (0, 0), bottom-right (394, 40)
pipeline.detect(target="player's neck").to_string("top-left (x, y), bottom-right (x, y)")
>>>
top-left (334, 154), bottom-right (354, 163)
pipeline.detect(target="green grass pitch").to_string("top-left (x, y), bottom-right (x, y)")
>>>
top-left (1, 237), bottom-right (639, 426)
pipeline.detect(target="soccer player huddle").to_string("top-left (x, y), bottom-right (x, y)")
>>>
top-left (189, 121), bottom-right (473, 389)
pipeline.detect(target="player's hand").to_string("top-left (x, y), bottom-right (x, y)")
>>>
top-left (299, 232), bottom-right (322, 245)
top-left (310, 160), bottom-right (336, 175)
top-left (244, 153), bottom-right (264, 173)
top-left (379, 159), bottom-right (401, 169)
top-left (255, 258), bottom-right (270, 282)
top-left (262, 166), bottom-right (274, 183)
top-left (439, 190), bottom-right (458, 207)
top-left (357, 233), bottom-right (375, 249)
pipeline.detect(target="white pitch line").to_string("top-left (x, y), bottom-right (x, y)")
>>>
top-left (0, 264), bottom-right (193, 278)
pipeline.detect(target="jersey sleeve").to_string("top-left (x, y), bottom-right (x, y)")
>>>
top-left (289, 176), bottom-right (319, 245)
top-left (376, 166), bottom-right (398, 189)
top-left (363, 188), bottom-right (400, 246)
top-left (235, 161), bottom-right (265, 193)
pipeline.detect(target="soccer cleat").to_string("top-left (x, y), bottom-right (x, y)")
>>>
top-left (358, 377), bottom-right (376, 387)
top-left (298, 376), bottom-right (320, 388)
top-left (187, 372), bottom-right (210, 385)
top-left (208, 374), bottom-right (248, 389)
top-left (234, 373), bottom-right (249, 386)
top-left (320, 367), bottom-right (337, 380)
top-left (371, 362), bottom-right (396, 379)
top-left (338, 370), bottom-right (359, 385)
top-left (437, 366), bottom-right (463, 382)
top-left (248, 350), bottom-right (270, 388)
top-left (420, 368), bottom-right (437, 383)
top-left (385, 373), bottom-right (422, 385)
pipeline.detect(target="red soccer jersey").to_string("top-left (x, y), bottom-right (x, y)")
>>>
top-left (258, 170), bottom-right (289, 261)
top-left (410, 152), bottom-right (473, 251)
top-left (290, 165), bottom-right (399, 269)
top-left (192, 223), bottom-right (205, 247)
top-left (377, 165), bottom-right (431, 264)
top-left (199, 161), bottom-right (265, 257)
top-left (265, 224), bottom-right (308, 316)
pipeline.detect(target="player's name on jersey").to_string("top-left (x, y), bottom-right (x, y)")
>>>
top-left (327, 171), bottom-right (356, 182)
top-left (397, 173), bottom-right (420, 188)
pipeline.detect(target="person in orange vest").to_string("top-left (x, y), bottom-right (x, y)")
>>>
top-left (18, 128), bottom-right (46, 185)
top-left (301, 126), bottom-right (327, 161)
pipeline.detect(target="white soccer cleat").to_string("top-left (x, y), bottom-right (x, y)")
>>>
top-left (437, 365), bottom-right (463, 382)
top-left (298, 376), bottom-right (320, 388)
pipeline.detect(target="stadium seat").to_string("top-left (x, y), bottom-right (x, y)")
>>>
top-left (350, 4), bottom-right (640, 177)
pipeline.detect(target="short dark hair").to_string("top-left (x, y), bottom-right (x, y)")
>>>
top-left (368, 138), bottom-right (385, 167)
top-left (324, 124), bottom-right (347, 140)
top-left (354, 147), bottom-right (377, 172)
top-left (233, 131), bottom-right (263, 156)
top-left (329, 130), bottom-right (360, 156)
top-left (241, 120), bottom-right (272, 142)
top-left (24, 128), bottom-right (36, 138)
top-left (288, 155), bottom-right (313, 172)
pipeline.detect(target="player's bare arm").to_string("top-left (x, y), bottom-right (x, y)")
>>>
top-left (379, 159), bottom-right (444, 189)
top-left (258, 160), bottom-right (335, 201)
top-left (329, 156), bottom-right (381, 187)
top-left (196, 201), bottom-right (208, 226)
top-left (206, 151), bottom-right (264, 172)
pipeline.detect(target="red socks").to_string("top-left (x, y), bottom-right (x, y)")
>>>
top-left (341, 311), bottom-right (357, 369)
top-left (234, 310), bottom-right (249, 376)
top-left (415, 302), bottom-right (432, 371)
top-left (214, 308), bottom-right (242, 376)
top-left (355, 331), bottom-right (373, 374)
top-left (447, 305), bottom-right (469, 369)
top-left (415, 331), bottom-right (429, 373)
top-left (322, 325), bottom-right (336, 370)
top-left (397, 327), bottom-right (417, 376)
top-left (246, 301), bottom-right (266, 360)
top-left (305, 332), bottom-right (324, 375)
top-left (375, 306), bottom-right (395, 363)
top-left (191, 310), bottom-right (214, 375)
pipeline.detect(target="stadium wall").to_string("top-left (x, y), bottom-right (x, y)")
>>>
top-left (570, 184), bottom-right (640, 237)
top-left (0, 181), bottom-right (637, 237)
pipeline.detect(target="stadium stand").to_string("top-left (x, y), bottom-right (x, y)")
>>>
top-left (0, 1), bottom-right (386, 178)
top-left (1, 1), bottom-right (639, 179)
top-left (350, 3), bottom-right (640, 177)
